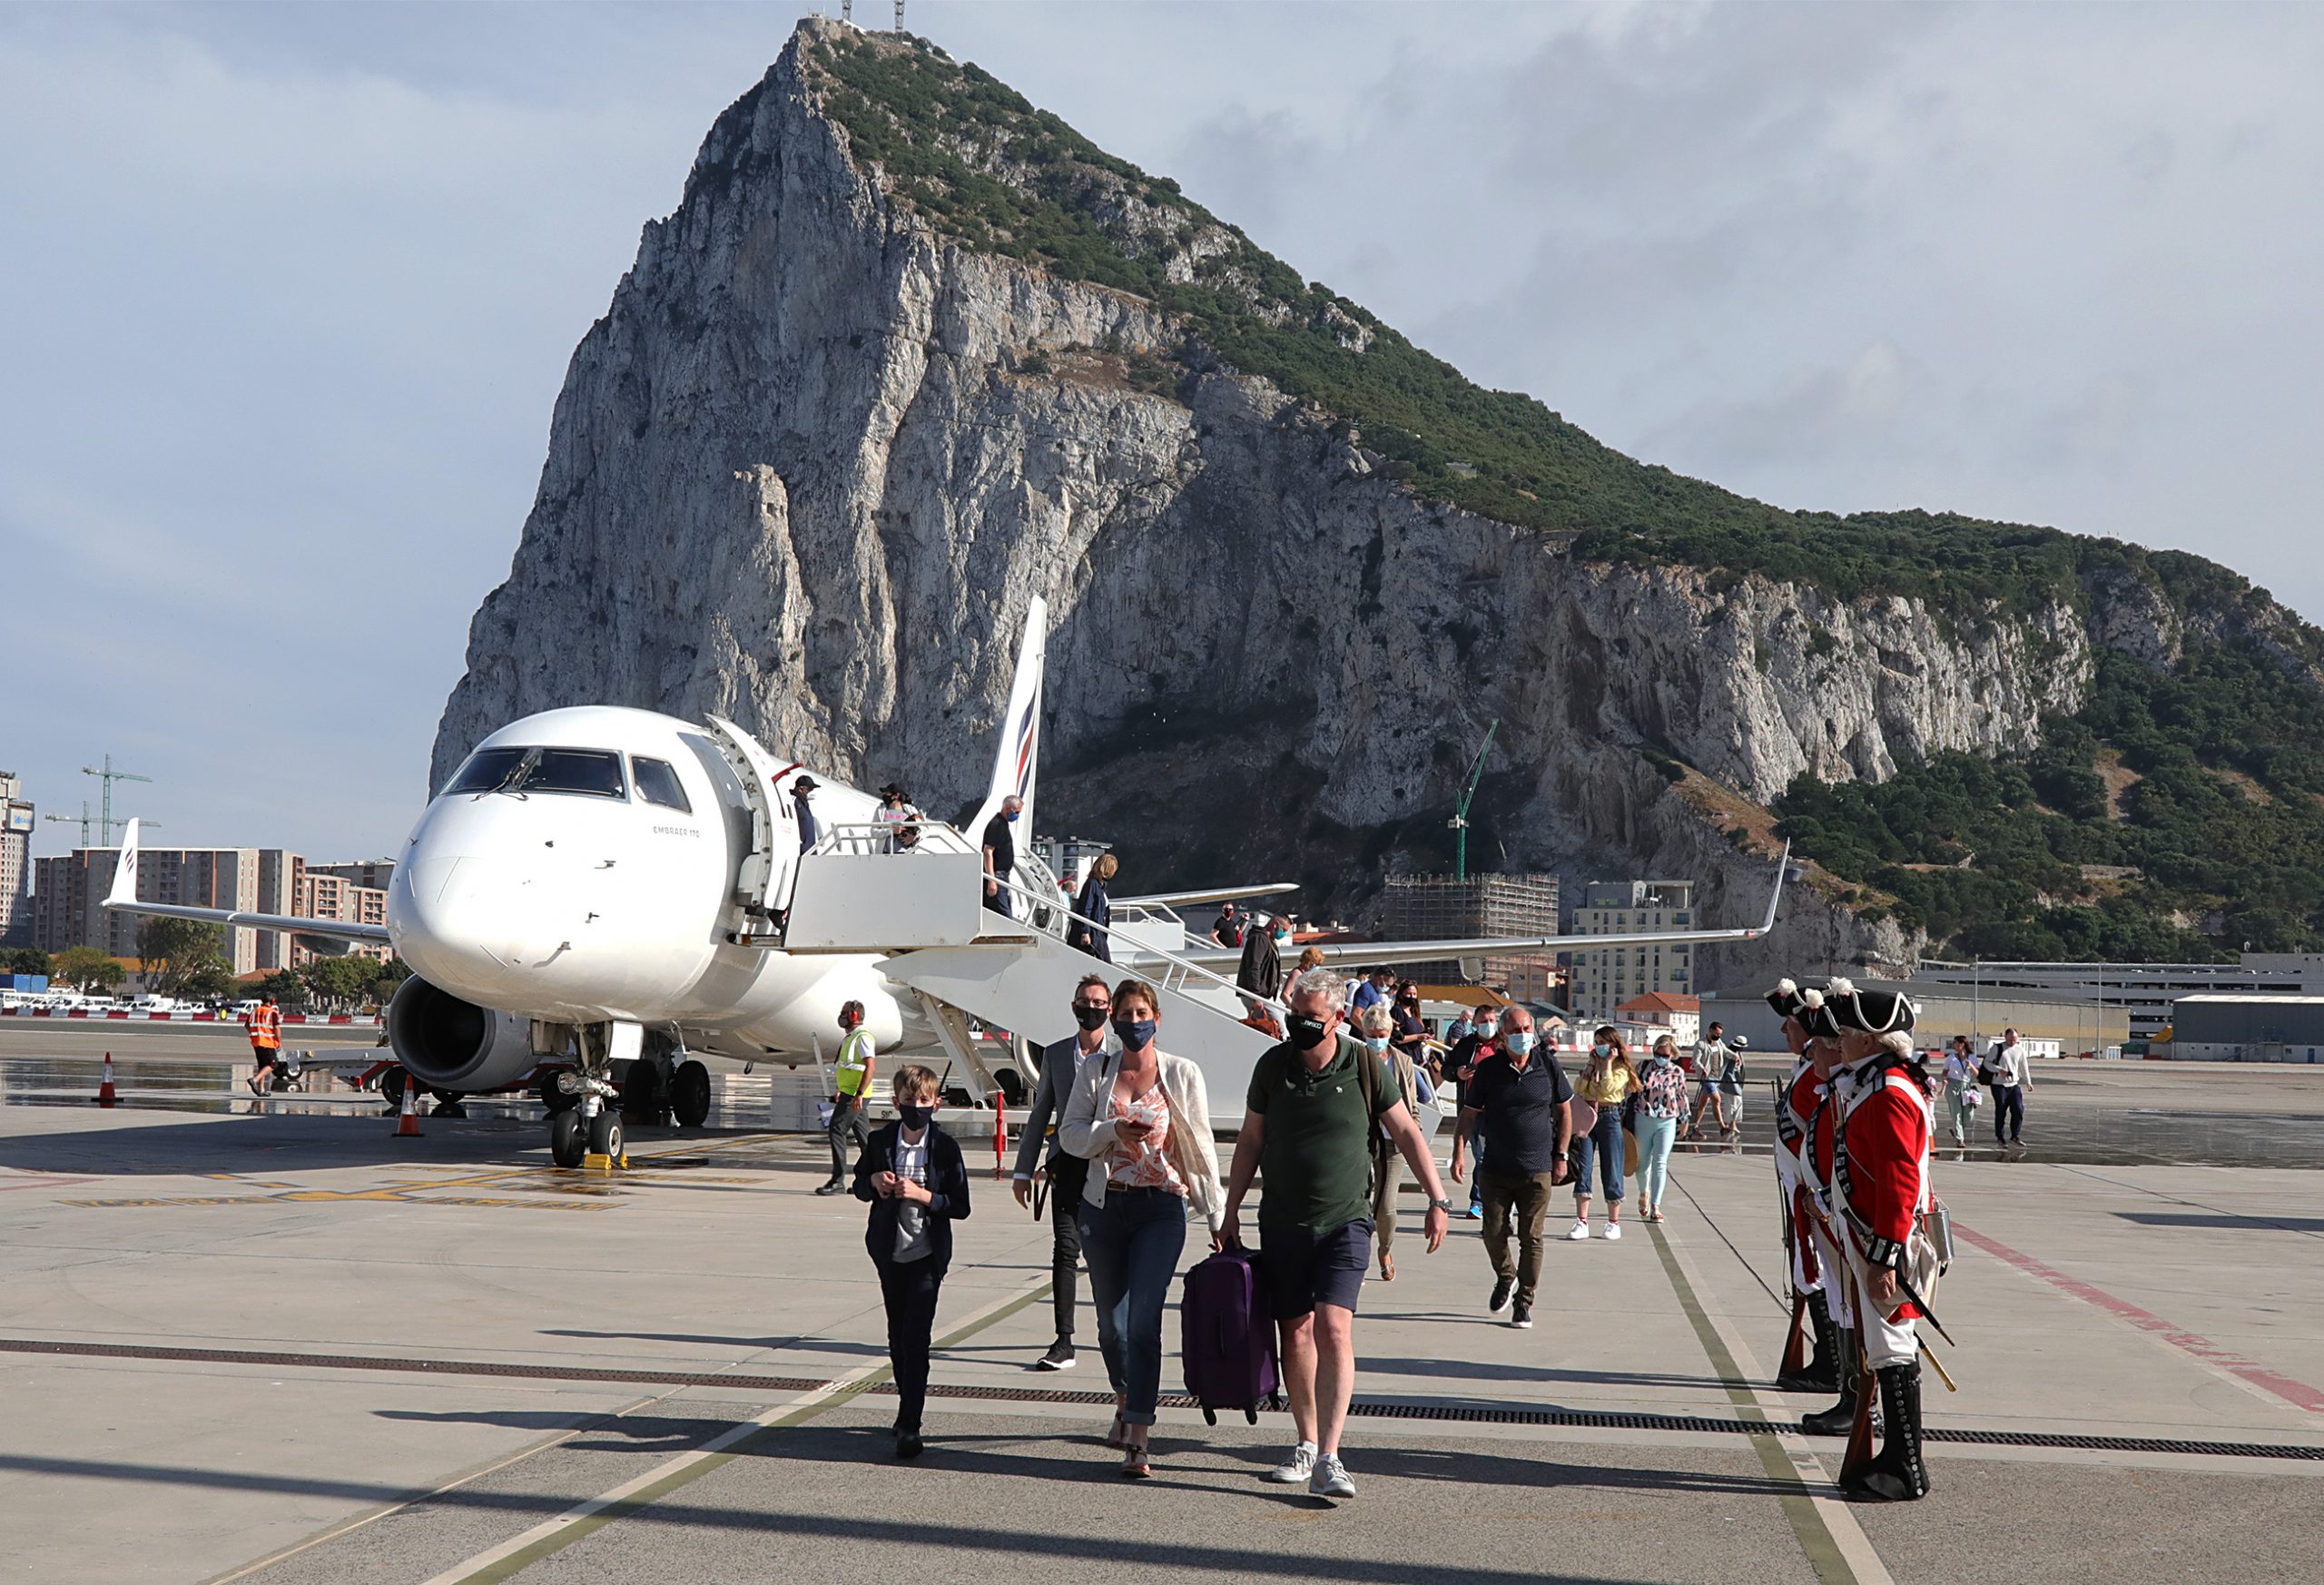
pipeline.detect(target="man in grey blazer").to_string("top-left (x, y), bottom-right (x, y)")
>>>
top-left (1011, 972), bottom-right (1115, 1370)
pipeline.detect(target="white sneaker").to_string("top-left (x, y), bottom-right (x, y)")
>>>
top-left (1566, 1220), bottom-right (1590, 1241)
top-left (1311, 1452), bottom-right (1356, 1499)
top-left (1604, 1223), bottom-right (1623, 1241)
top-left (1263, 1441), bottom-right (1317, 1484)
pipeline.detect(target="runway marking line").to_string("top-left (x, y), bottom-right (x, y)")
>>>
top-left (1954, 1221), bottom-right (2324, 1414)
top-left (421, 1277), bottom-right (1057, 1585)
top-left (1649, 1218), bottom-right (1895, 1585)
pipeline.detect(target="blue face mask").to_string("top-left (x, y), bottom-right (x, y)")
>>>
top-left (1593, 1043), bottom-right (1610, 1057)
top-left (1364, 1035), bottom-right (1389, 1053)
top-left (1113, 1017), bottom-right (1157, 1050)
top-left (1505, 1030), bottom-right (1535, 1055)
top-left (899, 1103), bottom-right (934, 1131)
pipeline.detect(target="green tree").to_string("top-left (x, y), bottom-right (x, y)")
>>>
top-left (136, 917), bottom-right (231, 997)
top-left (300, 955), bottom-right (373, 1011)
top-left (367, 957), bottom-right (413, 1006)
top-left (54, 946), bottom-right (126, 994)
top-left (251, 969), bottom-right (308, 1008)
top-left (177, 957), bottom-right (238, 1001)
top-left (0, 946), bottom-right (52, 976)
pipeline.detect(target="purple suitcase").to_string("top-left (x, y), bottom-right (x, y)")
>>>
top-left (1181, 1248), bottom-right (1280, 1424)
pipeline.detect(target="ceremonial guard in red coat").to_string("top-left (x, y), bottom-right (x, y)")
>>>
top-left (1795, 982), bottom-right (1866, 1438)
top-left (1768, 979), bottom-right (1842, 1393)
top-left (1827, 986), bottom-right (1942, 1501)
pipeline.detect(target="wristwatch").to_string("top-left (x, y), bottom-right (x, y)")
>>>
top-left (1428, 1196), bottom-right (1453, 1213)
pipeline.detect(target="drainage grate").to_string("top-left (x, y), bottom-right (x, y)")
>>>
top-left (8, 1336), bottom-right (2317, 1462)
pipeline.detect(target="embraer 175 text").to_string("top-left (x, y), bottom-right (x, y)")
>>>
top-left (104, 598), bottom-right (1787, 1165)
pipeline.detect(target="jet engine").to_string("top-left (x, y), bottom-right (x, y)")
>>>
top-left (386, 976), bottom-right (538, 1092)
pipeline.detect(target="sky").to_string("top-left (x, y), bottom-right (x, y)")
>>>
top-left (4, 1), bottom-right (2319, 865)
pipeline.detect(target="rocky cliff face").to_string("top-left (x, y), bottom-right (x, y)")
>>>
top-left (434, 22), bottom-right (2178, 984)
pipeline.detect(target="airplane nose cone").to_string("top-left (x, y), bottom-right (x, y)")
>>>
top-left (391, 857), bottom-right (523, 999)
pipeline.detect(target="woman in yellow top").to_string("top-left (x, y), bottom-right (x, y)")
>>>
top-left (1569, 1028), bottom-right (1640, 1242)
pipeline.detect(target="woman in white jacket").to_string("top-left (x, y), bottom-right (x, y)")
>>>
top-left (1059, 977), bottom-right (1226, 1477)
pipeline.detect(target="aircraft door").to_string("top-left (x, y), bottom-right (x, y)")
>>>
top-left (702, 714), bottom-right (799, 925)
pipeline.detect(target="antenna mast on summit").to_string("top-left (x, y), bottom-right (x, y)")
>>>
top-left (840, 0), bottom-right (851, 24)
top-left (893, 0), bottom-right (905, 29)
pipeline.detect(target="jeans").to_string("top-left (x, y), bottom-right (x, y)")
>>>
top-left (826, 1098), bottom-right (872, 1184)
top-left (1078, 1186), bottom-right (1187, 1426)
top-left (1945, 1084), bottom-right (1977, 1144)
top-left (1467, 1131), bottom-right (1487, 1212)
top-left (1635, 1115), bottom-right (1678, 1206)
top-left (1048, 1156), bottom-right (1089, 1345)
top-left (1992, 1083), bottom-right (2024, 1143)
top-left (1572, 1108), bottom-right (1625, 1203)
top-left (877, 1257), bottom-right (943, 1433)
top-left (1479, 1169), bottom-right (1555, 1306)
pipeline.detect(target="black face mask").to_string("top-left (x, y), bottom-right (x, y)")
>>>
top-left (1113, 1017), bottom-right (1157, 1050)
top-left (1072, 1003), bottom-right (1109, 1031)
top-left (899, 1103), bottom-right (934, 1131)
top-left (1286, 1013), bottom-right (1333, 1050)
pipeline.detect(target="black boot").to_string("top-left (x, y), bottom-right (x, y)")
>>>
top-left (1842, 1362), bottom-right (1930, 1501)
top-left (1801, 1327), bottom-right (1861, 1435)
top-left (1778, 1291), bottom-right (1840, 1393)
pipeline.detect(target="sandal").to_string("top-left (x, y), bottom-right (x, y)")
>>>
top-left (1120, 1442), bottom-right (1151, 1479)
top-left (1379, 1253), bottom-right (1395, 1283)
top-left (1105, 1413), bottom-right (1128, 1449)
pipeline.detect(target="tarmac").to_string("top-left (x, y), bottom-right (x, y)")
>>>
top-left (1, 1052), bottom-right (2319, 1584)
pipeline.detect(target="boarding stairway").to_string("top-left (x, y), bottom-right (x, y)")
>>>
top-left (781, 823), bottom-right (1279, 1110)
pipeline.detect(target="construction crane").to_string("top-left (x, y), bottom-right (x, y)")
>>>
top-left (1446, 719), bottom-right (1500, 881)
top-left (80, 756), bottom-right (153, 847)
top-left (45, 802), bottom-right (159, 847)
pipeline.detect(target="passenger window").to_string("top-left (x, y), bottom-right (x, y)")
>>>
top-left (632, 757), bottom-right (693, 813)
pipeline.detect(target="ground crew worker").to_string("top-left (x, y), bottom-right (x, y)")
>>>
top-left (1827, 986), bottom-right (1939, 1502)
top-left (816, 999), bottom-right (876, 1196)
top-left (244, 993), bottom-right (285, 1097)
top-left (1768, 980), bottom-right (1841, 1394)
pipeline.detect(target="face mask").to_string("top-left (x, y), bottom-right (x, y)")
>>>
top-left (1364, 1035), bottom-right (1389, 1053)
top-left (1275, 930), bottom-right (1290, 944)
top-left (1073, 1003), bottom-right (1109, 1031)
top-left (1593, 1043), bottom-right (1610, 1057)
top-left (1285, 1013), bottom-right (1332, 1049)
top-left (1473, 1022), bottom-right (1496, 1039)
top-left (899, 1103), bottom-right (934, 1131)
top-left (1005, 809), bottom-right (1020, 822)
top-left (1112, 1016), bottom-right (1157, 1049)
top-left (1505, 1031), bottom-right (1535, 1055)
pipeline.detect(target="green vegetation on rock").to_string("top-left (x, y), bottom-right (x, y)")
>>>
top-left (1775, 642), bottom-right (2324, 960)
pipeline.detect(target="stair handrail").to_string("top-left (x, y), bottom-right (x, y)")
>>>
top-left (985, 867), bottom-right (1283, 1020)
top-left (803, 821), bottom-right (979, 857)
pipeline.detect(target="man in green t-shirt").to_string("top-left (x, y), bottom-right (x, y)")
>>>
top-left (1220, 969), bottom-right (1450, 1501)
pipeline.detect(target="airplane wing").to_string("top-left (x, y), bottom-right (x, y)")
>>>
top-left (1115, 882), bottom-right (1299, 911)
top-left (103, 820), bottom-right (394, 945)
top-left (1167, 845), bottom-right (1791, 974)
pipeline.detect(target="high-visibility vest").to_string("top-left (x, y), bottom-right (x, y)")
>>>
top-left (834, 1028), bottom-right (873, 1097)
top-left (250, 1006), bottom-right (281, 1048)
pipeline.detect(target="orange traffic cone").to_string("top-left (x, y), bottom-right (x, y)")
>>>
top-left (97, 1052), bottom-right (118, 1108)
top-left (392, 1083), bottom-right (423, 1138)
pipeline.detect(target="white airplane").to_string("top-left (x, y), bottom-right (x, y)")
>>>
top-left (104, 596), bottom-right (1790, 1164)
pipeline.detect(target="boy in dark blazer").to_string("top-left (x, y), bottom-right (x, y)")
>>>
top-left (852, 1063), bottom-right (971, 1459)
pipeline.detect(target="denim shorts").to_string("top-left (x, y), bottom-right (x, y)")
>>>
top-left (1259, 1218), bottom-right (1373, 1319)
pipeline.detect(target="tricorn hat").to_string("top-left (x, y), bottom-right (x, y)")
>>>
top-left (1766, 977), bottom-right (1810, 1019)
top-left (1833, 985), bottom-right (1915, 1036)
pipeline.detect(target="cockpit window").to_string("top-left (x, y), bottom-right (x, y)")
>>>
top-left (631, 756), bottom-right (692, 813)
top-left (443, 746), bottom-right (628, 801)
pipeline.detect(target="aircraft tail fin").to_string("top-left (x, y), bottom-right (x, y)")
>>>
top-left (108, 820), bottom-right (142, 907)
top-left (969, 596), bottom-right (1046, 845)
